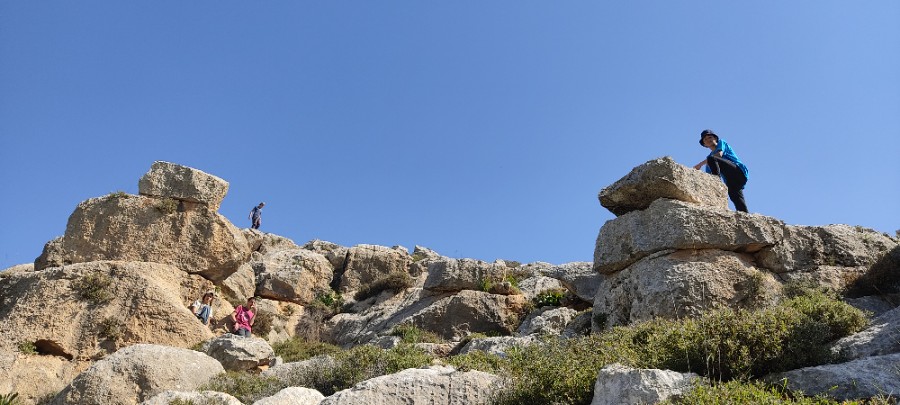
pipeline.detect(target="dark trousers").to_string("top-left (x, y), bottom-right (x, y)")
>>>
top-left (251, 219), bottom-right (261, 230)
top-left (707, 155), bottom-right (748, 212)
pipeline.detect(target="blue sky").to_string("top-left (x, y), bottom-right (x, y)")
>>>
top-left (1, 2), bottom-right (898, 270)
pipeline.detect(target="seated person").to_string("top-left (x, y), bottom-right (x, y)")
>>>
top-left (231, 296), bottom-right (257, 337)
top-left (189, 291), bottom-right (216, 325)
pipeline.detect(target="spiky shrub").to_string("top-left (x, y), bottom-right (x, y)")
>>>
top-left (72, 272), bottom-right (113, 304)
top-left (98, 317), bottom-right (123, 342)
top-left (200, 372), bottom-right (283, 404)
top-left (0, 392), bottom-right (20, 405)
top-left (353, 272), bottom-right (413, 301)
top-left (271, 338), bottom-right (342, 363)
top-left (390, 323), bottom-right (443, 344)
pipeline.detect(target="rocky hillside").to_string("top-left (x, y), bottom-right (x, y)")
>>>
top-left (1, 159), bottom-right (897, 405)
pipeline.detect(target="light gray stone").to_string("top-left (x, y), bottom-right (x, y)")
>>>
top-left (757, 224), bottom-right (897, 273)
top-left (252, 387), bottom-right (325, 405)
top-left (594, 199), bottom-right (784, 274)
top-left (254, 249), bottom-right (335, 305)
top-left (845, 296), bottom-right (896, 317)
top-left (203, 335), bottom-right (276, 371)
top-left (138, 161), bottom-right (230, 211)
top-left (339, 244), bottom-right (411, 293)
top-left (319, 366), bottom-right (500, 405)
top-left (598, 156), bottom-right (729, 216)
top-left (51, 344), bottom-right (225, 405)
top-left (593, 249), bottom-right (781, 329)
top-left (765, 353), bottom-right (900, 401)
top-left (517, 306), bottom-right (578, 336)
top-left (141, 391), bottom-right (243, 405)
top-left (832, 305), bottom-right (900, 360)
top-left (591, 363), bottom-right (697, 405)
top-left (458, 336), bottom-right (538, 357)
top-left (423, 258), bottom-right (512, 293)
top-left (517, 276), bottom-right (565, 302)
top-left (547, 262), bottom-right (599, 302)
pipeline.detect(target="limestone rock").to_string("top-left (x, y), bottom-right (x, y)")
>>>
top-left (0, 261), bottom-right (215, 360)
top-left (598, 156), bottom-right (728, 216)
top-left (34, 194), bottom-right (249, 282)
top-left (0, 352), bottom-right (90, 405)
top-left (319, 366), bottom-right (501, 405)
top-left (254, 249), bottom-right (334, 305)
top-left (302, 239), bottom-right (350, 271)
top-left (594, 199), bottom-right (784, 274)
top-left (845, 296), bottom-right (896, 317)
top-left (591, 363), bottom-right (697, 405)
top-left (50, 344), bottom-right (224, 405)
top-left (562, 310), bottom-right (594, 338)
top-left (252, 387), bottom-right (325, 405)
top-left (220, 262), bottom-right (257, 305)
top-left (593, 250), bottom-right (781, 329)
top-left (458, 336), bottom-right (538, 357)
top-left (758, 225), bottom-right (895, 272)
top-left (546, 262), bottom-right (599, 302)
top-left (137, 161), bottom-right (229, 211)
top-left (517, 306), bottom-right (578, 336)
top-left (202, 334), bottom-right (276, 371)
top-left (765, 353), bottom-right (900, 401)
top-left (831, 305), bottom-right (900, 360)
top-left (423, 258), bottom-right (515, 293)
top-left (141, 391), bottom-right (243, 405)
top-left (339, 244), bottom-right (411, 293)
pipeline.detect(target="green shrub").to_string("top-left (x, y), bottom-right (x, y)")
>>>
top-left (252, 311), bottom-right (275, 337)
top-left (200, 371), bottom-right (284, 404)
top-left (411, 252), bottom-right (428, 262)
top-left (390, 323), bottom-right (443, 344)
top-left (154, 197), bottom-right (178, 214)
top-left (98, 317), bottom-right (123, 341)
top-left (667, 379), bottom-right (838, 404)
top-left (107, 190), bottom-right (129, 199)
top-left (354, 272), bottom-right (413, 301)
top-left (0, 392), bottom-right (20, 405)
top-left (533, 289), bottom-right (567, 307)
top-left (72, 272), bottom-right (113, 304)
top-left (311, 289), bottom-right (344, 314)
top-left (17, 341), bottom-right (36, 355)
top-left (272, 338), bottom-right (342, 363)
top-left (448, 350), bottom-right (506, 373)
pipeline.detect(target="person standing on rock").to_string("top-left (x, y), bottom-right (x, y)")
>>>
top-left (248, 202), bottom-right (265, 230)
top-left (693, 129), bottom-right (749, 212)
top-left (231, 296), bottom-right (257, 337)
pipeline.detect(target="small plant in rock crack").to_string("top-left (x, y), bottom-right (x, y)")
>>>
top-left (72, 272), bottom-right (113, 304)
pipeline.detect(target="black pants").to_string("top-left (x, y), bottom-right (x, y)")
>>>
top-left (707, 155), bottom-right (748, 212)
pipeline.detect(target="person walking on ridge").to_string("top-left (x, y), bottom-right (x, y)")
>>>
top-left (249, 202), bottom-right (265, 230)
top-left (693, 129), bottom-right (749, 212)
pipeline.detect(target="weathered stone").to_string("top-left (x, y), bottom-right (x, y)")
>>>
top-left (593, 250), bottom-right (781, 329)
top-left (252, 387), bottom-right (325, 405)
top-left (517, 306), bottom-right (578, 336)
top-left (220, 262), bottom-right (257, 305)
top-left (458, 336), bottom-right (538, 357)
top-left (34, 194), bottom-right (249, 282)
top-left (141, 391), bottom-right (243, 405)
top-left (845, 296), bottom-right (896, 317)
top-left (302, 239), bottom-right (350, 271)
top-left (339, 244), bottom-right (411, 293)
top-left (0, 352), bottom-right (89, 405)
top-left (319, 366), bottom-right (501, 405)
top-left (598, 156), bottom-right (728, 216)
top-left (562, 310), bottom-right (594, 338)
top-left (547, 262), bottom-right (599, 302)
top-left (423, 258), bottom-right (513, 293)
top-left (254, 249), bottom-right (334, 305)
top-left (757, 224), bottom-right (897, 273)
top-left (517, 276), bottom-right (566, 302)
top-left (252, 300), bottom-right (306, 344)
top-left (0, 261), bottom-right (215, 360)
top-left (50, 344), bottom-right (224, 405)
top-left (765, 353), bottom-right (900, 401)
top-left (832, 305), bottom-right (900, 360)
top-left (137, 161), bottom-right (229, 211)
top-left (591, 363), bottom-right (697, 405)
top-left (202, 334), bottom-right (276, 371)
top-left (594, 199), bottom-right (784, 274)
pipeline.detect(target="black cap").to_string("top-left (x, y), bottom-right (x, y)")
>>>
top-left (699, 129), bottom-right (719, 146)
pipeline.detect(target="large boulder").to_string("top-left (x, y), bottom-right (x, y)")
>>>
top-left (593, 250), bottom-right (781, 329)
top-left (202, 334), bottom-right (276, 371)
top-left (302, 239), bottom-right (350, 272)
top-left (137, 161), bottom-right (229, 211)
top-left (141, 391), bottom-right (243, 405)
top-left (591, 363), bottom-right (697, 405)
top-left (517, 306), bottom-right (578, 336)
top-left (423, 258), bottom-right (516, 293)
top-left (546, 262), bottom-right (599, 302)
top-left (598, 156), bottom-right (728, 216)
top-left (319, 366), bottom-right (501, 405)
top-left (338, 244), bottom-right (411, 293)
top-left (34, 194), bottom-right (249, 282)
top-left (254, 249), bottom-right (335, 305)
top-left (50, 344), bottom-right (224, 405)
top-left (0, 261), bottom-right (215, 360)
top-left (252, 387), bottom-right (325, 405)
top-left (0, 353), bottom-right (89, 405)
top-left (765, 353), bottom-right (900, 401)
top-left (517, 275), bottom-right (566, 301)
top-left (593, 199), bottom-right (784, 274)
top-left (831, 305), bottom-right (900, 360)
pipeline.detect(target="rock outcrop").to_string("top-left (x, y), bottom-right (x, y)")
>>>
top-left (338, 244), bottom-right (411, 293)
top-left (318, 366), bottom-right (501, 405)
top-left (252, 387), bottom-right (325, 405)
top-left (253, 248), bottom-right (334, 305)
top-left (50, 344), bottom-right (224, 405)
top-left (831, 305), bottom-right (900, 360)
top-left (765, 353), bottom-right (900, 401)
top-left (591, 363), bottom-right (697, 405)
top-left (137, 161), bottom-right (229, 211)
top-left (141, 391), bottom-right (243, 405)
top-left (202, 335), bottom-right (276, 371)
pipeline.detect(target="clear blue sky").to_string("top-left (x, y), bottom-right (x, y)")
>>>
top-left (2, 2), bottom-right (898, 270)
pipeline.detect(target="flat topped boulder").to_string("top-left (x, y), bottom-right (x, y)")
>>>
top-left (599, 156), bottom-right (728, 216)
top-left (138, 161), bottom-right (229, 211)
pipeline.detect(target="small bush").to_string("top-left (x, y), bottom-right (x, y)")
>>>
top-left (16, 341), bottom-right (36, 355)
top-left (252, 311), bottom-right (275, 337)
top-left (667, 379), bottom-right (837, 404)
top-left (389, 323), bottom-right (443, 344)
top-left (154, 197), bottom-right (178, 214)
top-left (98, 317), bottom-right (123, 341)
top-left (311, 289), bottom-right (344, 314)
top-left (0, 392), bottom-right (20, 405)
top-left (107, 191), bottom-right (129, 199)
top-left (354, 272), bottom-right (413, 301)
top-left (272, 338), bottom-right (342, 363)
top-left (200, 371), bottom-right (284, 404)
top-left (411, 252), bottom-right (428, 262)
top-left (448, 350), bottom-right (506, 373)
top-left (72, 272), bottom-right (113, 304)
top-left (533, 289), bottom-right (567, 307)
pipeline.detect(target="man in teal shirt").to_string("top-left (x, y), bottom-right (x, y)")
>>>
top-left (693, 129), bottom-right (749, 212)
